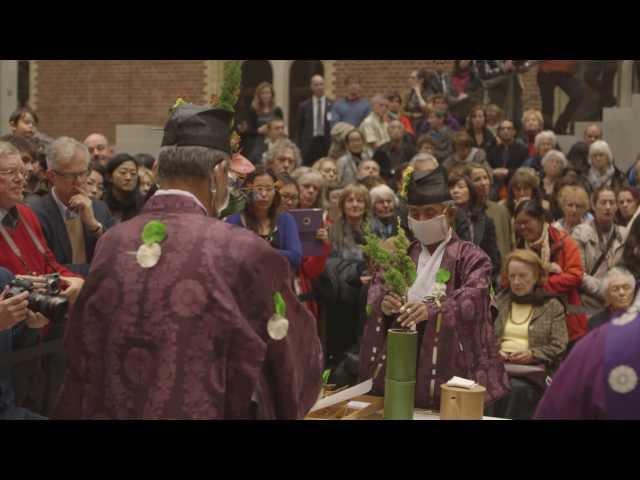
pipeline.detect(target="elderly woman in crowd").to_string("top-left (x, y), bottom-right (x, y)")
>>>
top-left (313, 157), bottom-right (338, 184)
top-left (442, 131), bottom-right (489, 173)
top-left (276, 174), bottom-right (330, 322)
top-left (540, 149), bottom-right (568, 200)
top-left (571, 186), bottom-right (627, 316)
top-left (448, 169), bottom-right (501, 278)
top-left (615, 186), bottom-right (640, 227)
top-left (524, 130), bottom-right (557, 175)
top-left (466, 162), bottom-right (512, 269)
top-left (586, 140), bottom-right (626, 193)
top-left (513, 199), bottom-right (587, 345)
top-left (329, 183), bottom-right (371, 261)
top-left (588, 267), bottom-right (636, 331)
top-left (102, 153), bottom-right (144, 223)
top-left (337, 128), bottom-right (372, 187)
top-left (369, 184), bottom-right (399, 239)
top-left (552, 183), bottom-right (592, 234)
top-left (466, 105), bottom-right (498, 159)
top-left (226, 166), bottom-right (302, 271)
top-left (264, 139), bottom-right (301, 177)
top-left (520, 109), bottom-right (544, 158)
top-left (492, 249), bottom-right (568, 419)
top-left (297, 170), bottom-right (325, 209)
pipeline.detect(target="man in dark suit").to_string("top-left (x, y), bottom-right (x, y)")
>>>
top-left (26, 137), bottom-right (114, 276)
top-left (488, 120), bottom-right (529, 200)
top-left (296, 75), bottom-right (333, 166)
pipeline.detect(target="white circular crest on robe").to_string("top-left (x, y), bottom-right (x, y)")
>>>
top-left (267, 314), bottom-right (289, 340)
top-left (136, 243), bottom-right (162, 268)
top-left (170, 279), bottom-right (208, 318)
top-left (612, 311), bottom-right (638, 327)
top-left (608, 365), bottom-right (638, 394)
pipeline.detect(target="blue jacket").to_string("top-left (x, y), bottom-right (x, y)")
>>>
top-left (226, 212), bottom-right (302, 271)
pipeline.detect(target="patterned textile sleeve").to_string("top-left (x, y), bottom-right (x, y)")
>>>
top-left (530, 299), bottom-right (569, 366)
top-left (234, 241), bottom-right (323, 419)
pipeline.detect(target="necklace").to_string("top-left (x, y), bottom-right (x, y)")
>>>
top-left (509, 303), bottom-right (534, 326)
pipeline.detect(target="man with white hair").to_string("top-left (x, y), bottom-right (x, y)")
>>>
top-left (265, 139), bottom-right (301, 176)
top-left (370, 184), bottom-right (399, 239)
top-left (360, 94), bottom-right (390, 150)
top-left (26, 137), bottom-right (114, 276)
top-left (567, 124), bottom-right (602, 175)
top-left (83, 133), bottom-right (112, 167)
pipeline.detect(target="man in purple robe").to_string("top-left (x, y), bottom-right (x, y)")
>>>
top-left (358, 166), bottom-right (510, 410)
top-left (534, 306), bottom-right (640, 420)
top-left (53, 104), bottom-right (323, 419)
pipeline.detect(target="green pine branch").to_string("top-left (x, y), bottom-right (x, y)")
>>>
top-left (217, 60), bottom-right (242, 113)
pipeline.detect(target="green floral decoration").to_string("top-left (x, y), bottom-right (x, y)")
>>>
top-left (322, 369), bottom-right (332, 385)
top-left (435, 268), bottom-right (451, 284)
top-left (217, 61), bottom-right (242, 113)
top-left (273, 291), bottom-right (286, 317)
top-left (363, 219), bottom-right (417, 297)
top-left (366, 304), bottom-right (373, 317)
top-left (141, 220), bottom-right (167, 245)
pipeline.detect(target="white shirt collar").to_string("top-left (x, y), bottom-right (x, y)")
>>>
top-left (153, 189), bottom-right (208, 215)
top-left (51, 187), bottom-right (79, 220)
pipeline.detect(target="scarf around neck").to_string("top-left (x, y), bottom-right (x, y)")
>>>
top-left (525, 222), bottom-right (551, 268)
top-left (588, 164), bottom-right (615, 191)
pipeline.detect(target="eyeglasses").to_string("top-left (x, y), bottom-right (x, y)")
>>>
top-left (53, 169), bottom-right (90, 181)
top-left (281, 193), bottom-right (299, 202)
top-left (0, 168), bottom-right (27, 179)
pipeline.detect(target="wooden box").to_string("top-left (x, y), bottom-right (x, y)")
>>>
top-left (305, 395), bottom-right (384, 420)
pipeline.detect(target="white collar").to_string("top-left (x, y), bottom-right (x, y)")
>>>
top-left (51, 187), bottom-right (79, 220)
top-left (153, 189), bottom-right (208, 215)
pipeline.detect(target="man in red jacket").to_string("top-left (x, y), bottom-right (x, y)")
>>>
top-left (0, 140), bottom-right (84, 416)
top-left (537, 60), bottom-right (586, 135)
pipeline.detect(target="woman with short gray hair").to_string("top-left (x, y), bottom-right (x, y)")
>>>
top-left (369, 184), bottom-right (399, 239)
top-left (541, 149), bottom-right (568, 198)
top-left (586, 140), bottom-right (625, 193)
top-left (588, 267), bottom-right (637, 331)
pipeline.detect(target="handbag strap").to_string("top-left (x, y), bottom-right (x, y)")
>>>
top-left (590, 229), bottom-right (617, 276)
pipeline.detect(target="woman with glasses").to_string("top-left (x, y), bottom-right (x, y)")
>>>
top-left (102, 154), bottom-right (144, 223)
top-left (226, 166), bottom-right (302, 271)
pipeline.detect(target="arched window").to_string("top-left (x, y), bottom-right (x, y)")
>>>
top-left (288, 61), bottom-right (324, 140)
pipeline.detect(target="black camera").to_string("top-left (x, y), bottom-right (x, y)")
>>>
top-left (5, 274), bottom-right (69, 324)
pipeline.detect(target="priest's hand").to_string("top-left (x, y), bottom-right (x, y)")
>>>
top-left (25, 310), bottom-right (50, 329)
top-left (59, 276), bottom-right (85, 307)
top-left (0, 290), bottom-right (30, 332)
top-left (381, 292), bottom-right (403, 316)
top-left (397, 302), bottom-right (428, 329)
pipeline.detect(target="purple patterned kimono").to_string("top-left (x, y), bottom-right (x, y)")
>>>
top-left (535, 309), bottom-right (640, 420)
top-left (358, 234), bottom-right (510, 410)
top-left (53, 193), bottom-right (323, 419)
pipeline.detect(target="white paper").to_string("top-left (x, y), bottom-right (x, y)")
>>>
top-left (309, 379), bottom-right (373, 413)
top-left (445, 376), bottom-right (477, 389)
top-left (346, 401), bottom-right (371, 410)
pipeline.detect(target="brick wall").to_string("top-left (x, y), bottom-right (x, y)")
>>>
top-left (332, 60), bottom-right (541, 112)
top-left (35, 60), bottom-right (206, 146)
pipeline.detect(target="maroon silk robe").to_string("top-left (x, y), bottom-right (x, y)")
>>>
top-left (359, 234), bottom-right (510, 410)
top-left (53, 194), bottom-right (323, 419)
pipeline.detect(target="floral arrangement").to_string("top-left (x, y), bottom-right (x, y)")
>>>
top-left (399, 166), bottom-right (414, 200)
top-left (267, 291), bottom-right (289, 340)
top-left (362, 219), bottom-right (417, 298)
top-left (136, 220), bottom-right (168, 269)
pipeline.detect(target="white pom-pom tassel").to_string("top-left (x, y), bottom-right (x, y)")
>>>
top-left (267, 314), bottom-right (289, 340)
top-left (136, 243), bottom-right (162, 268)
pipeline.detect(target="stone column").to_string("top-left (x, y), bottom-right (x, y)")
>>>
top-left (271, 60), bottom-right (289, 126)
top-left (0, 60), bottom-right (18, 136)
top-left (619, 60), bottom-right (634, 108)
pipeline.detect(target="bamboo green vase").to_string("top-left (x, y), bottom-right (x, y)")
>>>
top-left (383, 328), bottom-right (418, 420)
